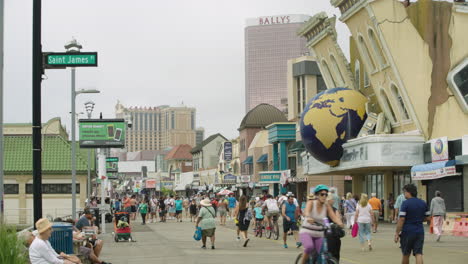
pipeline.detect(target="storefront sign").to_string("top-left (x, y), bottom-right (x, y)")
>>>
top-left (240, 175), bottom-right (251, 183)
top-left (222, 174), bottom-right (237, 184)
top-left (259, 171), bottom-right (282, 183)
top-left (161, 181), bottom-right (174, 189)
top-left (431, 137), bottom-right (449, 162)
top-left (412, 166), bottom-right (458, 180)
top-left (288, 177), bottom-right (307, 183)
top-left (145, 179), bottom-right (156, 189)
top-left (79, 119), bottom-right (126, 148)
top-left (223, 142), bottom-right (232, 162)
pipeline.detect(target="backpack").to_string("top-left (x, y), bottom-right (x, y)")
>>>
top-left (243, 208), bottom-right (253, 222)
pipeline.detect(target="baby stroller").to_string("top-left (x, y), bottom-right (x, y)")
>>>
top-left (113, 211), bottom-right (134, 242)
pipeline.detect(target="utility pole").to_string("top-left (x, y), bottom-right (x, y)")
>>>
top-left (32, 0), bottom-right (43, 225)
top-left (0, 0), bottom-right (4, 222)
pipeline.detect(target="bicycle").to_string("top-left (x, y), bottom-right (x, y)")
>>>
top-left (294, 223), bottom-right (339, 264)
top-left (265, 214), bottom-right (279, 240)
top-left (254, 219), bottom-right (265, 238)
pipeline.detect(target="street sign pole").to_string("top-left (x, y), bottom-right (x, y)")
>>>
top-left (32, 0), bottom-right (43, 226)
top-left (71, 67), bottom-right (77, 220)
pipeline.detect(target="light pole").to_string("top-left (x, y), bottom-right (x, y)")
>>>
top-left (0, 0), bottom-right (4, 222)
top-left (84, 101), bottom-right (95, 200)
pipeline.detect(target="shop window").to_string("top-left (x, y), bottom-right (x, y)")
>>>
top-left (4, 184), bottom-right (19, 194)
top-left (447, 57), bottom-right (468, 113)
top-left (393, 171), bottom-right (411, 196)
top-left (321, 60), bottom-right (336, 88)
top-left (368, 28), bottom-right (387, 68)
top-left (358, 35), bottom-right (376, 73)
top-left (380, 89), bottom-right (397, 124)
top-left (390, 84), bottom-right (410, 120)
top-left (26, 184), bottom-right (80, 194)
top-left (330, 55), bottom-right (345, 87)
top-left (355, 60), bottom-right (361, 90)
top-left (365, 174), bottom-right (383, 199)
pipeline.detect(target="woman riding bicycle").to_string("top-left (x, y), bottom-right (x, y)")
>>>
top-left (299, 185), bottom-right (344, 264)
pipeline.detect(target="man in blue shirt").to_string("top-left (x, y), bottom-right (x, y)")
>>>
top-left (281, 195), bottom-right (300, 249)
top-left (394, 184), bottom-right (430, 264)
top-left (227, 194), bottom-right (237, 219)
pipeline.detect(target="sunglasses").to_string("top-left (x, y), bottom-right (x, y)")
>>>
top-left (318, 192), bottom-right (328, 197)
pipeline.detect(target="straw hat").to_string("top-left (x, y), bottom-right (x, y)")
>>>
top-left (36, 218), bottom-right (53, 234)
top-left (200, 198), bottom-right (212, 207)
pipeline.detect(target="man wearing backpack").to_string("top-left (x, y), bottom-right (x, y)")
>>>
top-left (282, 195), bottom-right (301, 249)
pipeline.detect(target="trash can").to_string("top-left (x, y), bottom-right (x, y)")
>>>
top-left (49, 222), bottom-right (73, 254)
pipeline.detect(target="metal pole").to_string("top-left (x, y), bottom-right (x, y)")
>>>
top-left (71, 68), bottom-right (77, 220)
top-left (98, 150), bottom-right (106, 233)
top-left (0, 0), bottom-right (4, 222)
top-left (32, 0), bottom-right (43, 226)
top-left (87, 149), bottom-right (91, 199)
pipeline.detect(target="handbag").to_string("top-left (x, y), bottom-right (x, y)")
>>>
top-left (351, 222), bottom-right (359, 238)
top-left (193, 227), bottom-right (202, 241)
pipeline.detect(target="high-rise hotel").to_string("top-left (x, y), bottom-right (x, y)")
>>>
top-left (115, 102), bottom-right (200, 152)
top-left (245, 14), bottom-right (310, 113)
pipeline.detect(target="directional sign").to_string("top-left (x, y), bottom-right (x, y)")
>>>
top-left (44, 52), bottom-right (98, 67)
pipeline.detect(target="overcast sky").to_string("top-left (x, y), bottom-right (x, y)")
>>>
top-left (3, 0), bottom-right (350, 139)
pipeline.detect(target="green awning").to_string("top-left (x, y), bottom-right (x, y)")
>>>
top-left (289, 141), bottom-right (305, 153)
top-left (242, 156), bottom-right (253, 164)
top-left (256, 154), bottom-right (268, 163)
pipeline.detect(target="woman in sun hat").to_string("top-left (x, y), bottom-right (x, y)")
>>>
top-left (29, 218), bottom-right (82, 264)
top-left (195, 198), bottom-right (217, 249)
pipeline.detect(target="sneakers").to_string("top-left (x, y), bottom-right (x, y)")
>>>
top-left (201, 245), bottom-right (206, 249)
top-left (236, 237), bottom-right (241, 242)
top-left (211, 245), bottom-right (215, 250)
top-left (283, 244), bottom-right (288, 248)
top-left (243, 238), bottom-right (250, 247)
top-left (296, 242), bottom-right (302, 248)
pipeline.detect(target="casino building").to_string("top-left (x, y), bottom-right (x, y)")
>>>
top-left (297, 0), bottom-right (468, 218)
top-left (245, 14), bottom-right (310, 113)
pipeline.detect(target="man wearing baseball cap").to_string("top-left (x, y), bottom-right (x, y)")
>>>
top-left (29, 218), bottom-right (81, 264)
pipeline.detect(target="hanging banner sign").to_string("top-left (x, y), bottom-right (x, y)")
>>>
top-left (79, 119), bottom-right (126, 148)
top-left (430, 137), bottom-right (449, 162)
top-left (223, 142), bottom-right (232, 162)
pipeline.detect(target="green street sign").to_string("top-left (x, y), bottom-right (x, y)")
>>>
top-left (44, 52), bottom-right (98, 67)
top-left (106, 157), bottom-right (119, 172)
top-left (79, 119), bottom-right (126, 148)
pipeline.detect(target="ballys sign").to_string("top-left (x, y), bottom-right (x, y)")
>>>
top-left (259, 16), bottom-right (290, 25)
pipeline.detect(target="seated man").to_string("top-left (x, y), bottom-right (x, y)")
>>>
top-left (65, 219), bottom-right (111, 264)
top-left (75, 209), bottom-right (104, 259)
top-left (29, 218), bottom-right (81, 264)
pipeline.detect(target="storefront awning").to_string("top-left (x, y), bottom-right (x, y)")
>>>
top-left (242, 156), bottom-right (253, 164)
top-left (289, 141), bottom-right (305, 153)
top-left (411, 160), bottom-right (460, 180)
top-left (256, 154), bottom-right (268, 163)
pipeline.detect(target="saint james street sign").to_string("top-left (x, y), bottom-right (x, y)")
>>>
top-left (43, 52), bottom-right (98, 68)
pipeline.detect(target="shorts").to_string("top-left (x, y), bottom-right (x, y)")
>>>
top-left (175, 210), bottom-right (182, 215)
top-left (218, 208), bottom-right (227, 217)
top-left (131, 205), bottom-right (137, 213)
top-left (266, 211), bottom-right (280, 218)
top-left (283, 220), bottom-right (298, 233)
top-left (400, 232), bottom-right (424, 256)
top-left (202, 228), bottom-right (216, 237)
top-left (168, 207), bottom-right (176, 213)
top-left (159, 210), bottom-right (166, 217)
top-left (150, 206), bottom-right (157, 213)
top-left (255, 218), bottom-right (264, 222)
top-left (372, 210), bottom-right (380, 221)
top-left (79, 246), bottom-right (92, 257)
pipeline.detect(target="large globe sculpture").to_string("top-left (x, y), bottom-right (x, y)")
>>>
top-left (300, 87), bottom-right (368, 167)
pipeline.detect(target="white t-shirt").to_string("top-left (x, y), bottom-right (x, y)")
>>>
top-left (29, 238), bottom-right (64, 264)
top-left (356, 204), bottom-right (373, 224)
top-left (264, 198), bottom-right (280, 212)
top-left (278, 196), bottom-right (299, 207)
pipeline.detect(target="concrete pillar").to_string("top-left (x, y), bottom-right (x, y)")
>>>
top-left (279, 141), bottom-right (287, 171)
top-left (383, 171), bottom-right (393, 222)
top-left (352, 174), bottom-right (364, 196)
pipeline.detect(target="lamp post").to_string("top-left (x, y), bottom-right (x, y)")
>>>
top-left (84, 101), bottom-right (95, 199)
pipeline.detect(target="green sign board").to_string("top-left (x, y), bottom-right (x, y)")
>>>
top-left (106, 157), bottom-right (119, 172)
top-left (44, 52), bottom-right (98, 67)
top-left (79, 119), bottom-right (125, 148)
top-left (259, 171), bottom-right (281, 183)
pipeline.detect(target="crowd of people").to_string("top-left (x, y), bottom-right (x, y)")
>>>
top-left (24, 183), bottom-right (445, 264)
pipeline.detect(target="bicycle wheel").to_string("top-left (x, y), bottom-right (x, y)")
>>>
top-left (259, 223), bottom-right (263, 238)
top-left (326, 257), bottom-right (338, 264)
top-left (273, 221), bottom-right (279, 240)
top-left (294, 253), bottom-right (303, 264)
top-left (266, 224), bottom-right (272, 239)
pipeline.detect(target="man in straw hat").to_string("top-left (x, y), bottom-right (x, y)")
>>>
top-left (195, 198), bottom-right (217, 249)
top-left (29, 218), bottom-right (82, 264)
